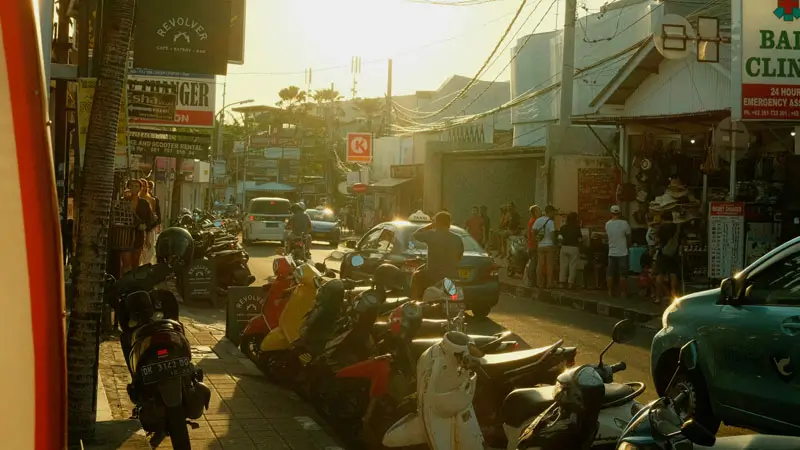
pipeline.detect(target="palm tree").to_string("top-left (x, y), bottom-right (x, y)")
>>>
top-left (66, 0), bottom-right (136, 443)
top-left (354, 97), bottom-right (384, 133)
top-left (276, 85), bottom-right (307, 110)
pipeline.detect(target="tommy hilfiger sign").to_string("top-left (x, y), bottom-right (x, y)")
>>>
top-left (133, 0), bottom-right (231, 75)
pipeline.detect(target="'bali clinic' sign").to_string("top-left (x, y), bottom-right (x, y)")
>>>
top-left (733, 0), bottom-right (800, 121)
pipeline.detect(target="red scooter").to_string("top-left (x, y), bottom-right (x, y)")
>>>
top-left (240, 256), bottom-right (297, 360)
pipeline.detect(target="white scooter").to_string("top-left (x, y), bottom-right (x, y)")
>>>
top-left (503, 319), bottom-right (646, 449)
top-left (382, 278), bottom-right (485, 449)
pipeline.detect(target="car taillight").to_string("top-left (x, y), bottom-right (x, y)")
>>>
top-left (489, 263), bottom-right (500, 277)
top-left (249, 215), bottom-right (255, 221)
top-left (402, 260), bottom-right (422, 273)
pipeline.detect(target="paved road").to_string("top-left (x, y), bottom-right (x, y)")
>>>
top-left (241, 242), bottom-right (746, 437)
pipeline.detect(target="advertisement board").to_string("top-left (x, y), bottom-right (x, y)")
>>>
top-left (346, 132), bottom-right (373, 163)
top-left (76, 78), bottom-right (128, 167)
top-left (129, 129), bottom-right (212, 161)
top-left (133, 0), bottom-right (231, 75)
top-left (228, 0), bottom-right (246, 64)
top-left (127, 70), bottom-right (216, 128)
top-left (708, 202), bottom-right (746, 279)
top-left (733, 0), bottom-right (800, 121)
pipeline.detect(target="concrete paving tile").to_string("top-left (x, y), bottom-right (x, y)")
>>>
top-left (217, 436), bottom-right (257, 449)
top-left (237, 419), bottom-right (274, 432)
top-left (188, 439), bottom-right (224, 450)
top-left (248, 432), bottom-right (291, 448)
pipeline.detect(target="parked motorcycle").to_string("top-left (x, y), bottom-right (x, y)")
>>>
top-left (616, 340), bottom-right (800, 450)
top-left (506, 235), bottom-right (529, 278)
top-left (507, 319), bottom-right (645, 449)
top-left (106, 228), bottom-right (211, 449)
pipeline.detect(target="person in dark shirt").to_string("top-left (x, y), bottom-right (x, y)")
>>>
top-left (558, 212), bottom-right (583, 289)
top-left (286, 203), bottom-right (312, 255)
top-left (655, 212), bottom-right (681, 303)
top-left (410, 211), bottom-right (464, 299)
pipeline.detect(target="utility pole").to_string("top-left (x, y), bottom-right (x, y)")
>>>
top-left (558, 0), bottom-right (577, 129)
top-left (211, 79), bottom-right (227, 207)
top-left (386, 58), bottom-right (393, 137)
top-left (305, 68), bottom-right (312, 94)
top-left (350, 56), bottom-right (361, 99)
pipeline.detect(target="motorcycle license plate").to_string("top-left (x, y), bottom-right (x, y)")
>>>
top-left (140, 357), bottom-right (193, 385)
top-left (458, 268), bottom-right (471, 280)
top-left (263, 222), bottom-right (279, 228)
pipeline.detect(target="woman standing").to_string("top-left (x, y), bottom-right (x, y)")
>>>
top-left (139, 179), bottom-right (159, 265)
top-left (558, 212), bottom-right (583, 289)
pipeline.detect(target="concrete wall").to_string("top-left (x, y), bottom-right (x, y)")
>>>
top-left (550, 155), bottom-right (614, 214)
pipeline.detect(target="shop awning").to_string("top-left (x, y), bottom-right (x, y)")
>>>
top-left (590, 39), bottom-right (664, 108)
top-left (250, 182), bottom-right (295, 192)
top-left (370, 178), bottom-right (414, 190)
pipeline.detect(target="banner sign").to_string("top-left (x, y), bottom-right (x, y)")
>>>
top-left (708, 202), bottom-right (745, 279)
top-left (346, 132), bottom-right (373, 163)
top-left (225, 286), bottom-right (265, 346)
top-left (76, 78), bottom-right (128, 167)
top-left (228, 0), bottom-right (246, 64)
top-left (734, 0), bottom-right (800, 121)
top-left (129, 128), bottom-right (212, 161)
top-left (127, 91), bottom-right (177, 121)
top-left (133, 0), bottom-right (231, 75)
top-left (127, 72), bottom-right (216, 128)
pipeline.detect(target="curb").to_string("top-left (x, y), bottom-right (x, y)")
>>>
top-left (500, 282), bottom-right (663, 331)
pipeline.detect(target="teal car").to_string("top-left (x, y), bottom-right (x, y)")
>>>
top-left (651, 236), bottom-right (800, 436)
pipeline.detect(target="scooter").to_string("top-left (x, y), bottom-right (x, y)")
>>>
top-left (616, 340), bottom-right (800, 450)
top-left (107, 263), bottom-right (211, 450)
top-left (239, 255), bottom-right (297, 360)
top-left (257, 261), bottom-right (327, 380)
top-left (506, 235), bottom-right (529, 278)
top-left (505, 319), bottom-right (646, 449)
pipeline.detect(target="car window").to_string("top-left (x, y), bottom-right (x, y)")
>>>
top-left (407, 227), bottom-right (484, 253)
top-left (375, 229), bottom-right (396, 253)
top-left (359, 228), bottom-right (383, 250)
top-left (747, 251), bottom-right (800, 306)
top-left (306, 209), bottom-right (336, 222)
top-left (249, 200), bottom-right (290, 215)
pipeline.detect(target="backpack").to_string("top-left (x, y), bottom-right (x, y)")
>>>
top-left (535, 219), bottom-right (552, 243)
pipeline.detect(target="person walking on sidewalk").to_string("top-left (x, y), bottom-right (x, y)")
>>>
top-left (465, 206), bottom-right (486, 246)
top-left (533, 205), bottom-right (557, 288)
top-left (559, 212), bottom-right (583, 289)
top-left (654, 211), bottom-right (682, 304)
top-left (526, 205), bottom-right (542, 287)
top-left (605, 205), bottom-right (631, 298)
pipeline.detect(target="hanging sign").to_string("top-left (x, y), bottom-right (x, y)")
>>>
top-left (127, 91), bottom-right (177, 121)
top-left (127, 71), bottom-right (216, 128)
top-left (733, 0), bottom-right (800, 121)
top-left (227, 0), bottom-right (246, 64)
top-left (133, 0), bottom-right (231, 75)
top-left (129, 129), bottom-right (211, 161)
top-left (708, 202), bottom-right (746, 279)
top-left (346, 132), bottom-right (373, 163)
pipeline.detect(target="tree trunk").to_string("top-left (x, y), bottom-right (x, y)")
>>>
top-left (66, 0), bottom-right (136, 443)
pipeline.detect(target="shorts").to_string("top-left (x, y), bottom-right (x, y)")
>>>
top-left (607, 255), bottom-right (629, 278)
top-left (655, 251), bottom-right (680, 276)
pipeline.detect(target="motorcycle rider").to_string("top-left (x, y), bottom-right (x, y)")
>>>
top-left (410, 211), bottom-right (464, 299)
top-left (286, 203), bottom-right (312, 258)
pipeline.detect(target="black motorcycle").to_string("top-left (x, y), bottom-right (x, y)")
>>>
top-left (107, 263), bottom-right (211, 449)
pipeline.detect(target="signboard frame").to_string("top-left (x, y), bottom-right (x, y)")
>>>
top-left (225, 286), bottom-right (266, 346)
top-left (127, 71), bottom-right (216, 128)
top-left (129, 128), bottom-right (212, 160)
top-left (346, 132), bottom-right (373, 163)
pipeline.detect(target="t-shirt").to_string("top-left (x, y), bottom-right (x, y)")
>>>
top-left (288, 211), bottom-right (312, 235)
top-left (413, 228), bottom-right (464, 280)
top-left (465, 215), bottom-right (485, 243)
top-left (526, 217), bottom-right (538, 249)
top-left (559, 223), bottom-right (583, 247)
top-left (532, 216), bottom-right (556, 247)
top-left (605, 219), bottom-right (632, 257)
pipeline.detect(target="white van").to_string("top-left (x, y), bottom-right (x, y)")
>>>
top-left (242, 197), bottom-right (292, 244)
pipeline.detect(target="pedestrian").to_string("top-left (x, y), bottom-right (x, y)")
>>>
top-left (410, 211), bottom-right (464, 299)
top-left (533, 205), bottom-right (558, 288)
top-left (558, 212), bottom-right (583, 289)
top-left (479, 205), bottom-right (490, 246)
top-left (121, 179), bottom-right (154, 273)
top-left (139, 179), bottom-right (159, 266)
top-left (526, 205), bottom-right (542, 287)
top-left (654, 211), bottom-right (681, 304)
top-left (490, 205), bottom-right (509, 255)
top-left (465, 206), bottom-right (485, 246)
top-left (605, 205), bottom-right (631, 298)
top-left (148, 180), bottom-right (162, 229)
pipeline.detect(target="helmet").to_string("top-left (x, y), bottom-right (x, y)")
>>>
top-left (156, 227), bottom-right (195, 268)
top-left (374, 264), bottom-right (402, 289)
top-left (179, 214), bottom-right (194, 227)
top-left (291, 203), bottom-right (304, 213)
top-left (298, 201), bottom-right (306, 210)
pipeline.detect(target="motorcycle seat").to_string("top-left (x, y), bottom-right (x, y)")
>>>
top-left (408, 334), bottom-right (506, 360)
top-left (131, 319), bottom-right (184, 344)
top-left (695, 435), bottom-right (800, 450)
top-left (501, 382), bottom-right (640, 428)
top-left (479, 342), bottom-right (561, 377)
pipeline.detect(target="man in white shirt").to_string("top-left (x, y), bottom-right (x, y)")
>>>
top-left (605, 205), bottom-right (631, 298)
top-left (533, 205), bottom-right (558, 288)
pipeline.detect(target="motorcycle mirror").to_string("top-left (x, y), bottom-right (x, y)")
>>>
top-left (329, 250), bottom-right (344, 261)
top-left (442, 278), bottom-right (457, 296)
top-left (611, 319), bottom-right (636, 344)
top-left (680, 419), bottom-right (716, 447)
top-left (314, 262), bottom-right (327, 273)
top-left (679, 340), bottom-right (698, 371)
top-left (351, 255), bottom-right (365, 267)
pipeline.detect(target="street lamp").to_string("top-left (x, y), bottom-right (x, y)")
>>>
top-left (209, 99), bottom-right (253, 206)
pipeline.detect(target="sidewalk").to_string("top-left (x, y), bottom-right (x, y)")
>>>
top-left (499, 273), bottom-right (668, 331)
top-left (91, 310), bottom-right (343, 450)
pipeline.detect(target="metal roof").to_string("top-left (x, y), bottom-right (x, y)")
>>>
top-left (590, 38), bottom-right (664, 108)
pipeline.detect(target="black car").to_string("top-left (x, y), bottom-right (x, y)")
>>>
top-left (340, 220), bottom-right (500, 317)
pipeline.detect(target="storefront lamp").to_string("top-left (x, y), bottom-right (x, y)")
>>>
top-left (792, 132), bottom-right (796, 137)
top-left (690, 139), bottom-right (696, 144)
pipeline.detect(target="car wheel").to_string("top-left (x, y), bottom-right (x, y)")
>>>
top-left (664, 369), bottom-right (720, 434)
top-left (471, 304), bottom-right (492, 319)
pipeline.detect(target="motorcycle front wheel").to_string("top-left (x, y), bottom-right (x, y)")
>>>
top-left (239, 334), bottom-right (264, 362)
top-left (166, 405), bottom-right (190, 450)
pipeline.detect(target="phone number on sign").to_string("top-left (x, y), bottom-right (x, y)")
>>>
top-left (742, 108), bottom-right (800, 119)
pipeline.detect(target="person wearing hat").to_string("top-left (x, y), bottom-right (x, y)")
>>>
top-left (605, 205), bottom-right (631, 298)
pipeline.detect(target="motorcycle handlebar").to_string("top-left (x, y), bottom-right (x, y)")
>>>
top-left (610, 361), bottom-right (627, 373)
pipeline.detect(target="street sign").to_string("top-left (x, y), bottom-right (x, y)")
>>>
top-left (708, 202), bottom-right (745, 279)
top-left (183, 259), bottom-right (217, 305)
top-left (127, 71), bottom-right (216, 128)
top-left (127, 91), bottom-right (177, 121)
top-left (346, 132), bottom-right (373, 163)
top-left (733, 0), bottom-right (800, 121)
top-left (129, 129), bottom-right (211, 161)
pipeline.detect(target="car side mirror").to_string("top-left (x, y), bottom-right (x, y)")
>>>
top-left (719, 277), bottom-right (741, 305)
top-left (680, 419), bottom-right (716, 447)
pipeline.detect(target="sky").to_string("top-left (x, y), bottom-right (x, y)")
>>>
top-left (217, 0), bottom-right (610, 115)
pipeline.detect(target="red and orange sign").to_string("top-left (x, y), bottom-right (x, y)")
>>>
top-left (346, 132), bottom-right (373, 163)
